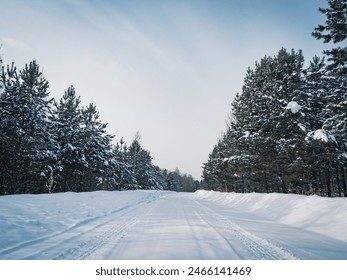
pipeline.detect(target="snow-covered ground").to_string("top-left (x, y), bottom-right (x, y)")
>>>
top-left (0, 190), bottom-right (346, 260)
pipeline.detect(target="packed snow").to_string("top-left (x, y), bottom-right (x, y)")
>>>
top-left (0, 190), bottom-right (346, 260)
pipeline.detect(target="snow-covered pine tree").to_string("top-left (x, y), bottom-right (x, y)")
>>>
top-left (112, 140), bottom-right (138, 190)
top-left (152, 165), bottom-right (166, 191)
top-left (231, 55), bottom-right (278, 193)
top-left (128, 135), bottom-right (160, 190)
top-left (165, 168), bottom-right (182, 192)
top-left (51, 86), bottom-right (86, 192)
top-left (303, 56), bottom-right (331, 129)
top-left (157, 168), bottom-right (170, 190)
top-left (320, 63), bottom-right (347, 197)
top-left (80, 103), bottom-right (115, 191)
top-left (202, 115), bottom-right (249, 192)
top-left (0, 61), bottom-right (57, 194)
top-left (312, 0), bottom-right (347, 75)
top-left (202, 145), bottom-right (223, 191)
top-left (172, 168), bottom-right (185, 192)
top-left (231, 48), bottom-right (307, 193)
top-left (312, 0), bottom-right (347, 196)
top-left (302, 56), bottom-right (341, 196)
top-left (182, 173), bottom-right (198, 192)
top-left (0, 55), bottom-right (5, 195)
top-left (223, 125), bottom-right (257, 193)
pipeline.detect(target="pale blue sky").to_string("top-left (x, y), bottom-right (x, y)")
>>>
top-left (1, 0), bottom-right (328, 178)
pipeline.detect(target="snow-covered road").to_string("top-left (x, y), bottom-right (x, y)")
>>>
top-left (102, 192), bottom-right (299, 260)
top-left (1, 190), bottom-right (346, 260)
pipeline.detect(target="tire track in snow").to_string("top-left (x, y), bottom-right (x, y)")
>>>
top-left (0, 203), bottom-right (137, 258)
top-left (52, 213), bottom-right (140, 260)
top-left (183, 205), bottom-right (244, 259)
top-left (191, 198), bottom-right (298, 260)
top-left (0, 192), bottom-right (165, 259)
top-left (87, 192), bottom-right (165, 260)
top-left (40, 192), bottom-right (163, 260)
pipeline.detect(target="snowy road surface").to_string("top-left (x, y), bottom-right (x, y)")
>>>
top-left (0, 190), bottom-right (347, 259)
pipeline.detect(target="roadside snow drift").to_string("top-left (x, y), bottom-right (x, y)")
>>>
top-left (193, 190), bottom-right (347, 243)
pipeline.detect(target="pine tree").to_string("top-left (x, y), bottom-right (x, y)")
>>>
top-left (313, 0), bottom-right (347, 196)
top-left (128, 134), bottom-right (160, 190)
top-left (112, 139), bottom-right (138, 190)
top-left (202, 145), bottom-right (222, 191)
top-left (51, 86), bottom-right (85, 192)
top-left (231, 48), bottom-right (307, 193)
top-left (0, 61), bottom-right (57, 194)
top-left (165, 169), bottom-right (182, 192)
top-left (312, 0), bottom-right (347, 75)
top-left (79, 103), bottom-right (115, 190)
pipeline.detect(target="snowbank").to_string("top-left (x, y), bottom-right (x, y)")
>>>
top-left (194, 190), bottom-right (347, 242)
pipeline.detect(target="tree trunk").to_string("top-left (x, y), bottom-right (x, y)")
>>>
top-left (336, 165), bottom-right (342, 197)
top-left (264, 172), bottom-right (269, 194)
top-left (341, 165), bottom-right (347, 197)
top-left (326, 166), bottom-right (332, 197)
top-left (281, 178), bottom-right (287, 194)
top-left (304, 171), bottom-right (310, 195)
top-left (318, 170), bottom-right (324, 196)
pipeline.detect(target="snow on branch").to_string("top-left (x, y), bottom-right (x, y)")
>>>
top-left (286, 101), bottom-right (301, 114)
top-left (306, 129), bottom-right (337, 144)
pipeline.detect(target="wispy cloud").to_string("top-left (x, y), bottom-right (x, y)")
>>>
top-left (2, 37), bottom-right (31, 51)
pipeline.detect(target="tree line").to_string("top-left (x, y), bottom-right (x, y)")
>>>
top-left (202, 0), bottom-right (347, 197)
top-left (0, 58), bottom-right (200, 195)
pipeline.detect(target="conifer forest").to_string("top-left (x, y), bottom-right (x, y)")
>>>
top-left (202, 0), bottom-right (347, 197)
